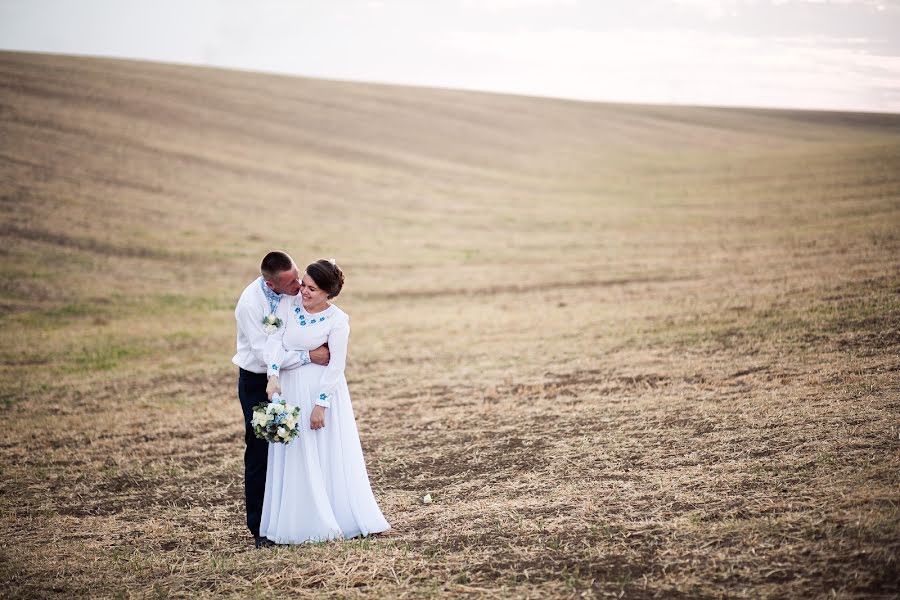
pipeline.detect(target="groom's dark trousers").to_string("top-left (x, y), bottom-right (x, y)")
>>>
top-left (238, 368), bottom-right (269, 537)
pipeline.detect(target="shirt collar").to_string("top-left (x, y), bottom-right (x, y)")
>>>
top-left (259, 276), bottom-right (282, 304)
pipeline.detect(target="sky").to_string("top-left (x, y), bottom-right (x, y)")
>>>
top-left (1, 0), bottom-right (899, 113)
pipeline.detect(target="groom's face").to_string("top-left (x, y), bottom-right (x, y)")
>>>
top-left (268, 266), bottom-right (301, 296)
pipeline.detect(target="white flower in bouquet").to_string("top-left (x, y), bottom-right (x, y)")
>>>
top-left (251, 396), bottom-right (302, 444)
top-left (251, 412), bottom-right (267, 428)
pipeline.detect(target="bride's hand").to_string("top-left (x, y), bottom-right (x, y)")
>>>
top-left (266, 377), bottom-right (281, 400)
top-left (310, 406), bottom-right (326, 430)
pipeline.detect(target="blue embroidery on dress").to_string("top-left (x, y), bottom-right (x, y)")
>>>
top-left (259, 277), bottom-right (282, 315)
top-left (271, 364), bottom-right (279, 371)
top-left (293, 303), bottom-right (331, 326)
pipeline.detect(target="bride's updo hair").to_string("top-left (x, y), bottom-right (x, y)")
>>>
top-left (306, 258), bottom-right (344, 299)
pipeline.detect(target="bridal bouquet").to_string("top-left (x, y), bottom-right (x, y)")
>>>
top-left (252, 394), bottom-right (301, 443)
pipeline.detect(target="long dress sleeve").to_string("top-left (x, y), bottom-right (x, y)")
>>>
top-left (264, 299), bottom-right (312, 379)
top-left (263, 328), bottom-right (287, 379)
top-left (315, 315), bottom-right (350, 408)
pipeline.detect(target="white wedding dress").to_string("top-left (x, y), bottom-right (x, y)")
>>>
top-left (259, 295), bottom-right (390, 543)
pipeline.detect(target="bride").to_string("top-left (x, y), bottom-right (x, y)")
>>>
top-left (260, 258), bottom-right (390, 543)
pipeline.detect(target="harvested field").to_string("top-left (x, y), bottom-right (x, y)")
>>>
top-left (0, 51), bottom-right (898, 598)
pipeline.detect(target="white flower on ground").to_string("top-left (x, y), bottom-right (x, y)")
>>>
top-left (422, 494), bottom-right (433, 504)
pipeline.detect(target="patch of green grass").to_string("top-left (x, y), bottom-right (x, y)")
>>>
top-left (152, 294), bottom-right (232, 312)
top-left (643, 275), bottom-right (900, 351)
top-left (15, 301), bottom-right (108, 328)
top-left (4, 293), bottom-right (232, 331)
top-left (71, 343), bottom-right (145, 372)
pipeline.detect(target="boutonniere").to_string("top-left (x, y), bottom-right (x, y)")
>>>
top-left (262, 314), bottom-right (283, 335)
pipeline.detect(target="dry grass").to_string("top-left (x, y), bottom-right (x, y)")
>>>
top-left (0, 51), bottom-right (898, 598)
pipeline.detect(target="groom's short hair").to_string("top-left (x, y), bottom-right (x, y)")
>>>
top-left (260, 251), bottom-right (295, 281)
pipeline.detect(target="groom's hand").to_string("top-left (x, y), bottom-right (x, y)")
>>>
top-left (310, 405), bottom-right (326, 430)
top-left (309, 344), bottom-right (330, 366)
top-left (266, 377), bottom-right (281, 400)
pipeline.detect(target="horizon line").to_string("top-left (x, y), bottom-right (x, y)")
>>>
top-left (4, 48), bottom-right (900, 117)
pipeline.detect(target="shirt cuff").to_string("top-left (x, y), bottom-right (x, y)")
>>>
top-left (298, 350), bottom-right (311, 366)
top-left (315, 392), bottom-right (332, 408)
top-left (267, 363), bottom-right (281, 378)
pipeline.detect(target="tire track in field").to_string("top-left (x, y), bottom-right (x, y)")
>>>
top-left (358, 275), bottom-right (695, 301)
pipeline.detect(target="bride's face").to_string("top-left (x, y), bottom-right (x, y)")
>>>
top-left (300, 273), bottom-right (329, 309)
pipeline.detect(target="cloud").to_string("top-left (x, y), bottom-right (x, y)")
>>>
top-left (769, 0), bottom-right (894, 5)
top-left (460, 0), bottom-right (579, 10)
top-left (671, 0), bottom-right (741, 18)
top-left (2, 0), bottom-right (898, 112)
top-left (436, 28), bottom-right (900, 110)
top-left (672, 0), bottom-right (897, 19)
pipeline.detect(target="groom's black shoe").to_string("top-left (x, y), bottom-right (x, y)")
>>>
top-left (254, 535), bottom-right (276, 548)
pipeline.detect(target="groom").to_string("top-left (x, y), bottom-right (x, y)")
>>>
top-left (233, 251), bottom-right (330, 548)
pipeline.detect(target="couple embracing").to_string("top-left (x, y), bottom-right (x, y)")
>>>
top-left (233, 251), bottom-right (390, 548)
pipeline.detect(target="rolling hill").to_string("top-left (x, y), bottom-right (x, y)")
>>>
top-left (1, 51), bottom-right (898, 598)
